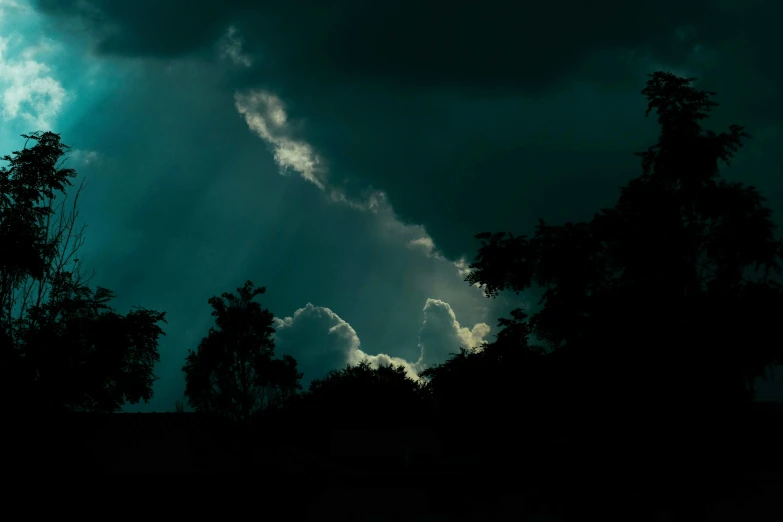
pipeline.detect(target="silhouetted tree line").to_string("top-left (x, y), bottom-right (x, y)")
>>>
top-left (2, 73), bottom-right (782, 512)
top-left (0, 132), bottom-right (166, 414)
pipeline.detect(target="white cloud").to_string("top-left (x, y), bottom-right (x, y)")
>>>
top-left (274, 298), bottom-right (490, 384)
top-left (0, 34), bottom-right (67, 129)
top-left (232, 88), bottom-right (400, 218)
top-left (234, 89), bottom-right (326, 189)
top-left (453, 256), bottom-right (487, 292)
top-left (219, 26), bottom-right (253, 68)
top-left (416, 298), bottom-right (490, 369)
top-left (454, 258), bottom-right (473, 279)
top-left (274, 303), bottom-right (360, 384)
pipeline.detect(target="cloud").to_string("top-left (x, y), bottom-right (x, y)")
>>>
top-left (274, 298), bottom-right (490, 385)
top-left (233, 82), bottom-right (478, 288)
top-left (404, 237), bottom-right (482, 291)
top-left (407, 237), bottom-right (437, 258)
top-left (33, 0), bottom-right (717, 95)
top-left (274, 302), bottom-right (408, 385)
top-left (453, 258), bottom-right (473, 280)
top-left (68, 148), bottom-right (100, 167)
top-left (233, 86), bottom-right (392, 218)
top-left (327, 187), bottom-right (384, 213)
top-left (0, 32), bottom-right (67, 129)
top-left (43, 50), bottom-right (512, 411)
top-left (33, 1), bottom-right (747, 264)
top-left (30, 0), bottom-right (783, 407)
top-left (218, 25), bottom-right (252, 68)
top-left (274, 303), bottom-right (358, 384)
top-left (416, 298), bottom-right (490, 369)
top-left (234, 89), bottom-right (325, 189)
top-left (31, 1), bottom-right (734, 263)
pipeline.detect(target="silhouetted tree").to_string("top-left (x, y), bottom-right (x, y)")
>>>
top-left (182, 281), bottom-right (302, 425)
top-left (282, 359), bottom-right (427, 465)
top-left (419, 310), bottom-right (558, 472)
top-left (463, 72), bottom-right (783, 472)
top-left (0, 132), bottom-right (167, 413)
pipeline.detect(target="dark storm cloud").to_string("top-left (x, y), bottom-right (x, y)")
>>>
top-left (32, 0), bottom-right (732, 261)
top-left (35, 0), bottom-right (712, 93)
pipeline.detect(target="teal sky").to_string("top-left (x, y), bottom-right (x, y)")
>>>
top-left (2, 0), bottom-right (781, 411)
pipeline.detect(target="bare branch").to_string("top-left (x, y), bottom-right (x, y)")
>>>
top-left (7, 175), bottom-right (90, 333)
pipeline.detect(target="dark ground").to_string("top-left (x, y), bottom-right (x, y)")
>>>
top-left (6, 403), bottom-right (781, 520)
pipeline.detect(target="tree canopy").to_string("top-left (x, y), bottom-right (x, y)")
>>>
top-left (300, 359), bottom-right (426, 430)
top-left (419, 72), bottom-right (783, 478)
top-left (182, 280), bottom-right (302, 424)
top-left (0, 132), bottom-right (167, 413)
top-left (465, 72), bottom-right (783, 406)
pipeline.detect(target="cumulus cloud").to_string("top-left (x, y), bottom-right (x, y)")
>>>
top-left (416, 298), bottom-right (490, 368)
top-left (274, 298), bottom-right (490, 385)
top-left (273, 303), bottom-right (359, 381)
top-left (0, 33), bottom-right (67, 129)
top-left (273, 302), bottom-right (417, 384)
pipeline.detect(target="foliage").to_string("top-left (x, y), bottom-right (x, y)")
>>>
top-left (301, 359), bottom-right (426, 430)
top-left (14, 284), bottom-right (165, 412)
top-left (0, 132), bottom-right (167, 413)
top-left (406, 71), bottom-right (783, 480)
top-left (0, 131), bottom-right (78, 294)
top-left (182, 280), bottom-right (302, 425)
top-left (421, 310), bottom-right (549, 411)
top-left (463, 71), bottom-right (783, 414)
top-left (419, 309), bottom-right (557, 459)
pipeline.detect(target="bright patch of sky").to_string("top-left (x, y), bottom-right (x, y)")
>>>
top-left (0, 0), bottom-right (106, 164)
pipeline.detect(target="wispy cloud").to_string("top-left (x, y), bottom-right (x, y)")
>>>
top-left (68, 148), bottom-right (101, 167)
top-left (234, 89), bottom-right (326, 189)
top-left (231, 48), bottom-right (482, 286)
top-left (219, 25), bottom-right (253, 68)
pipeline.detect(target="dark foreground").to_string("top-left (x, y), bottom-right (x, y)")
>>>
top-left (7, 403), bottom-right (782, 521)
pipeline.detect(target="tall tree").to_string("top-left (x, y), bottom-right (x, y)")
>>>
top-left (462, 72), bottom-right (783, 467)
top-left (0, 132), bottom-right (167, 413)
top-left (1, 131), bottom-right (86, 325)
top-left (183, 281), bottom-right (302, 425)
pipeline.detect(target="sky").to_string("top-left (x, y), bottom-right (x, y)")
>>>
top-left (1, 0), bottom-right (781, 411)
